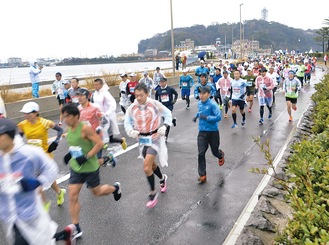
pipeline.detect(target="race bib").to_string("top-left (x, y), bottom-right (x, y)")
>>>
top-left (27, 139), bottom-right (42, 148)
top-left (222, 87), bottom-right (228, 91)
top-left (247, 81), bottom-right (252, 86)
top-left (0, 173), bottom-right (22, 194)
top-left (161, 94), bottom-right (169, 102)
top-left (182, 82), bottom-right (187, 87)
top-left (130, 87), bottom-right (135, 93)
top-left (69, 146), bottom-right (84, 159)
top-left (233, 88), bottom-right (240, 95)
top-left (139, 136), bottom-right (152, 146)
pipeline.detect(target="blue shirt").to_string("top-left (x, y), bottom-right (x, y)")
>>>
top-left (195, 66), bottom-right (209, 83)
top-left (179, 75), bottom-right (194, 90)
top-left (195, 98), bottom-right (221, 132)
top-left (194, 82), bottom-right (216, 99)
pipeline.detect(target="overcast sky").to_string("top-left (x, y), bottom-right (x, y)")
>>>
top-left (0, 0), bottom-right (328, 62)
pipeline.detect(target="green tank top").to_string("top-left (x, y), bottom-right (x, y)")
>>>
top-left (67, 122), bottom-right (99, 173)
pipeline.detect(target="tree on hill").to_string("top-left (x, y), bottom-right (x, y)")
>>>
top-left (138, 19), bottom-right (321, 54)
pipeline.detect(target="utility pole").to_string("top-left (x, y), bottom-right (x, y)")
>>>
top-left (239, 3), bottom-right (243, 59)
top-left (170, 0), bottom-right (175, 76)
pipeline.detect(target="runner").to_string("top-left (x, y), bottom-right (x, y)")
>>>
top-left (179, 68), bottom-right (194, 110)
top-left (243, 68), bottom-right (256, 113)
top-left (216, 70), bottom-right (232, 118)
top-left (155, 77), bottom-right (178, 141)
top-left (212, 68), bottom-right (223, 107)
top-left (0, 118), bottom-right (79, 245)
top-left (267, 66), bottom-right (279, 107)
top-left (296, 60), bottom-right (306, 88)
top-left (139, 71), bottom-right (154, 96)
top-left (255, 67), bottom-right (275, 125)
top-left (124, 83), bottom-right (171, 208)
top-left (68, 78), bottom-right (81, 105)
top-left (194, 73), bottom-right (216, 101)
top-left (126, 73), bottom-right (139, 103)
top-left (195, 60), bottom-right (209, 83)
top-left (17, 102), bottom-right (66, 210)
top-left (119, 73), bottom-right (130, 114)
top-left (282, 70), bottom-right (301, 122)
top-left (51, 72), bottom-right (66, 126)
top-left (153, 67), bottom-right (164, 92)
top-left (192, 86), bottom-right (225, 184)
top-left (76, 88), bottom-right (117, 166)
top-left (230, 70), bottom-right (248, 129)
top-left (92, 78), bottom-right (127, 150)
top-left (62, 104), bottom-right (122, 239)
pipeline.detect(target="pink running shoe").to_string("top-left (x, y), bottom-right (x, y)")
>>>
top-left (64, 224), bottom-right (77, 245)
top-left (146, 193), bottom-right (158, 208)
top-left (160, 174), bottom-right (168, 193)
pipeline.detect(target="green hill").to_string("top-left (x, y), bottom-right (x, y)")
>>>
top-left (138, 19), bottom-right (321, 53)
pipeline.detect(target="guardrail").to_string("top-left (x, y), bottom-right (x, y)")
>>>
top-left (5, 74), bottom-right (197, 123)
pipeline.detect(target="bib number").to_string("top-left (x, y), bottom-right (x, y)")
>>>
top-left (139, 136), bottom-right (152, 146)
top-left (161, 94), bottom-right (169, 102)
top-left (27, 139), bottom-right (42, 148)
top-left (0, 173), bottom-right (22, 194)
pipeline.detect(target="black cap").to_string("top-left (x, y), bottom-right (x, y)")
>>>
top-left (0, 118), bottom-right (17, 134)
top-left (156, 67), bottom-right (160, 70)
top-left (159, 77), bottom-right (167, 82)
top-left (76, 88), bottom-right (90, 98)
top-left (199, 86), bottom-right (211, 93)
top-left (260, 67), bottom-right (267, 72)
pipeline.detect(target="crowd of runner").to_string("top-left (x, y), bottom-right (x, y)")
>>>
top-left (0, 53), bottom-right (319, 244)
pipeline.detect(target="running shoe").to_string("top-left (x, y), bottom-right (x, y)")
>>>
top-left (102, 154), bottom-right (117, 168)
top-left (186, 105), bottom-right (190, 110)
top-left (241, 119), bottom-right (246, 127)
top-left (268, 114), bottom-right (272, 119)
top-left (64, 224), bottom-right (77, 245)
top-left (59, 122), bottom-right (63, 126)
top-left (293, 106), bottom-right (297, 111)
top-left (259, 118), bottom-right (264, 125)
top-left (160, 174), bottom-right (168, 193)
top-left (231, 123), bottom-right (238, 129)
top-left (43, 201), bottom-right (51, 212)
top-left (121, 137), bottom-right (127, 150)
top-left (219, 104), bottom-right (223, 109)
top-left (224, 114), bottom-right (228, 118)
top-left (289, 116), bottom-right (293, 122)
top-left (102, 142), bottom-right (109, 150)
top-left (248, 108), bottom-right (252, 113)
top-left (72, 226), bottom-right (83, 240)
top-left (57, 189), bottom-right (66, 206)
top-left (146, 193), bottom-right (159, 208)
top-left (113, 182), bottom-right (122, 201)
top-left (172, 117), bottom-right (177, 127)
top-left (218, 150), bottom-right (225, 166)
top-left (198, 175), bottom-right (207, 184)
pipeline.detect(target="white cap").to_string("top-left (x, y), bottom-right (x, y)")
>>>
top-left (243, 62), bottom-right (249, 66)
top-left (20, 102), bottom-right (39, 113)
top-left (183, 68), bottom-right (189, 73)
top-left (129, 73), bottom-right (137, 77)
top-left (200, 60), bottom-right (205, 64)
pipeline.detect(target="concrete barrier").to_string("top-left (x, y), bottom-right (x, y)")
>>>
top-left (5, 74), bottom-right (197, 122)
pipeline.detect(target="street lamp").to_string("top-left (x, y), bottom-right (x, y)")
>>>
top-left (170, 0), bottom-right (175, 76)
top-left (231, 26), bottom-right (235, 56)
top-left (239, 3), bottom-right (243, 59)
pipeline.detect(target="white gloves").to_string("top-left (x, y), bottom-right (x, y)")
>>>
top-left (128, 130), bottom-right (140, 138)
top-left (158, 125), bottom-right (167, 136)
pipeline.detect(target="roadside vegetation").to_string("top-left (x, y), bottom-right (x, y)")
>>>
top-left (252, 72), bottom-right (329, 244)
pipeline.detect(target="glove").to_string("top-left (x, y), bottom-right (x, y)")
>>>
top-left (64, 152), bottom-right (72, 165)
top-left (52, 92), bottom-right (55, 95)
top-left (20, 178), bottom-right (41, 192)
top-left (199, 114), bottom-right (208, 120)
top-left (95, 126), bottom-right (102, 134)
top-left (192, 116), bottom-right (198, 123)
top-left (101, 117), bottom-right (108, 127)
top-left (158, 125), bottom-right (167, 136)
top-left (47, 141), bottom-right (58, 153)
top-left (76, 155), bottom-right (88, 166)
top-left (128, 130), bottom-right (140, 138)
top-left (210, 96), bottom-right (213, 99)
top-left (179, 86), bottom-right (182, 89)
top-left (196, 96), bottom-right (200, 100)
top-left (262, 87), bottom-right (267, 91)
top-left (172, 100), bottom-right (177, 104)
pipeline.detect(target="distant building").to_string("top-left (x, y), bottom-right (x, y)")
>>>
top-left (194, 45), bottom-right (217, 53)
top-left (158, 51), bottom-right (170, 58)
top-left (144, 49), bottom-right (157, 58)
top-left (232, 40), bottom-right (260, 56)
top-left (7, 57), bottom-right (22, 67)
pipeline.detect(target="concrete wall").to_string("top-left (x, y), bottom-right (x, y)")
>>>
top-left (5, 74), bottom-right (196, 123)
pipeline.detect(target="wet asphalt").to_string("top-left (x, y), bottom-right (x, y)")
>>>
top-left (0, 68), bottom-right (324, 245)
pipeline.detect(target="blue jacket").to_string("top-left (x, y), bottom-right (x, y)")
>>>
top-left (194, 82), bottom-right (216, 99)
top-left (179, 75), bottom-right (194, 89)
top-left (195, 66), bottom-right (209, 83)
top-left (195, 98), bottom-right (221, 131)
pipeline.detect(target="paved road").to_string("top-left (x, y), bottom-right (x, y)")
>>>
top-left (1, 68), bottom-right (324, 245)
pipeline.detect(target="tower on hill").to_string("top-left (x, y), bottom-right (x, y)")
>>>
top-left (261, 8), bottom-right (268, 21)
